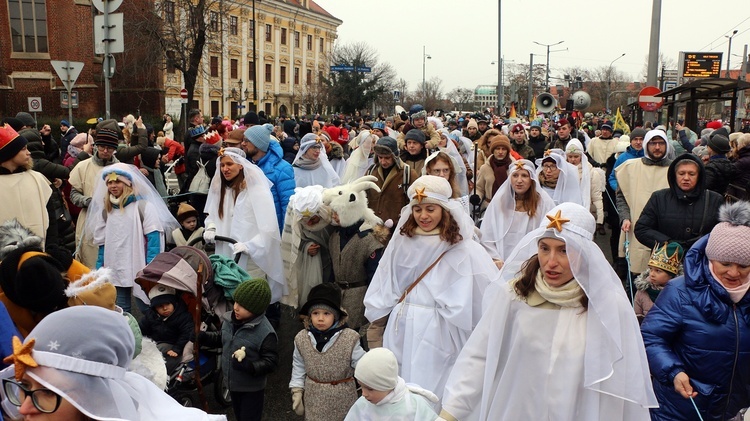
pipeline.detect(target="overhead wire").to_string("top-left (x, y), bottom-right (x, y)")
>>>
top-left (698, 16), bottom-right (750, 51)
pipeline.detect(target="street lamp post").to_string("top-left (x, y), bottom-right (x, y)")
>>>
top-left (605, 53), bottom-right (626, 113)
top-left (726, 29), bottom-right (739, 78)
top-left (230, 79), bottom-right (250, 117)
top-left (422, 45), bottom-right (431, 103)
top-left (533, 40), bottom-right (564, 92)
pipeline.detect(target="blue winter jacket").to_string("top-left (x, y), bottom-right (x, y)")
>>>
top-left (608, 146), bottom-right (644, 190)
top-left (255, 141), bottom-right (295, 233)
top-left (641, 235), bottom-right (750, 421)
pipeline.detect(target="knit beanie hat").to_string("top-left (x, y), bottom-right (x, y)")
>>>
top-left (467, 118), bottom-right (479, 130)
top-left (407, 175), bottom-right (452, 209)
top-left (299, 283), bottom-right (346, 318)
top-left (65, 268), bottom-right (117, 310)
top-left (0, 124), bottom-right (28, 163)
top-left (243, 111), bottom-right (260, 126)
top-left (706, 201), bottom-right (750, 266)
top-left (176, 202), bottom-right (199, 223)
top-left (630, 128), bottom-right (647, 140)
top-left (244, 123), bottom-right (273, 152)
top-left (233, 278), bottom-right (271, 315)
top-left (404, 129), bottom-right (426, 145)
top-left (0, 247), bottom-right (68, 314)
top-left (354, 347), bottom-right (399, 391)
top-left (95, 119), bottom-right (121, 148)
top-left (15, 112), bottom-right (35, 128)
top-left (70, 132), bottom-right (91, 149)
top-left (148, 285), bottom-right (177, 308)
top-left (489, 134), bottom-right (511, 153)
top-left (707, 134), bottom-right (731, 154)
top-left (373, 136), bottom-right (399, 157)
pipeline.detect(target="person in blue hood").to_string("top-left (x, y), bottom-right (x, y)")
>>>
top-left (641, 200), bottom-right (750, 421)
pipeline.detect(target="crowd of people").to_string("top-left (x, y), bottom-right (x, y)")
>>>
top-left (0, 103), bottom-right (749, 421)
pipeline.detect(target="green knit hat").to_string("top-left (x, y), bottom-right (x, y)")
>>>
top-left (233, 278), bottom-right (271, 315)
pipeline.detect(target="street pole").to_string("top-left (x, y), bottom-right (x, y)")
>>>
top-left (534, 40), bottom-right (564, 92)
top-left (422, 46), bottom-right (431, 104)
top-left (726, 29), bottom-right (738, 78)
top-left (737, 44), bottom-right (748, 131)
top-left (497, 0), bottom-right (503, 115)
top-left (605, 53), bottom-right (626, 113)
top-left (252, 0), bottom-right (257, 112)
top-left (103, 5), bottom-right (111, 119)
top-left (528, 53), bottom-right (534, 116)
top-left (645, 0), bottom-right (662, 124)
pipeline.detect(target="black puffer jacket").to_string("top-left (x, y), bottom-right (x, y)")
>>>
top-left (138, 299), bottom-right (194, 354)
top-left (21, 128), bottom-right (70, 181)
top-left (635, 153), bottom-right (723, 251)
top-left (704, 155), bottom-right (734, 195)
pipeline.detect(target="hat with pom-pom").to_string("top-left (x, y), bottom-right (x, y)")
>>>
top-left (706, 201), bottom-right (750, 266)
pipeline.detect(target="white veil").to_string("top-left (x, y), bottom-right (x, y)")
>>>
top-left (341, 130), bottom-right (376, 184)
top-left (565, 139), bottom-right (592, 210)
top-left (293, 133), bottom-right (340, 187)
top-left (204, 148), bottom-right (286, 302)
top-left (480, 159), bottom-right (555, 261)
top-left (485, 202), bottom-right (657, 408)
top-left (535, 149), bottom-right (584, 206)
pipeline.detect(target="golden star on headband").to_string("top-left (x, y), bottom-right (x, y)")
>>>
top-left (301, 209), bottom-right (312, 218)
top-left (546, 210), bottom-right (570, 232)
top-left (3, 337), bottom-right (38, 381)
top-left (218, 147), bottom-right (226, 157)
top-left (514, 161), bottom-right (526, 170)
top-left (106, 172), bottom-right (119, 182)
top-left (414, 187), bottom-right (427, 204)
top-left (544, 149), bottom-right (552, 156)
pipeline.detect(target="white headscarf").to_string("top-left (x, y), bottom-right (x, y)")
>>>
top-left (480, 159), bottom-right (555, 261)
top-left (643, 129), bottom-right (676, 162)
top-left (535, 149), bottom-right (584, 206)
top-left (204, 148), bottom-right (286, 302)
top-left (293, 133), bottom-right (340, 187)
top-left (0, 306), bottom-right (225, 420)
top-left (487, 202), bottom-right (657, 408)
top-left (565, 139), bottom-right (592, 210)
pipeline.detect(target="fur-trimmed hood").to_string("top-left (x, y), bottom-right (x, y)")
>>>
top-left (635, 266), bottom-right (684, 291)
top-left (0, 219), bottom-right (43, 261)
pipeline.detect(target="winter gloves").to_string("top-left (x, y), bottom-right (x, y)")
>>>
top-left (291, 388), bottom-right (304, 416)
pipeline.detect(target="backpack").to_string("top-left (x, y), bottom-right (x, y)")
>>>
top-left (188, 158), bottom-right (210, 194)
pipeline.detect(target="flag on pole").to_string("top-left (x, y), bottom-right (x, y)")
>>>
top-left (530, 97), bottom-right (537, 121)
top-left (509, 103), bottom-right (517, 119)
top-left (613, 107), bottom-right (630, 134)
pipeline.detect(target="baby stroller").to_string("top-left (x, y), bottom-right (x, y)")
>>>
top-left (136, 239), bottom-right (238, 409)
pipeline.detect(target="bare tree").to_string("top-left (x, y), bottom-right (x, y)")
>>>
top-left (446, 87), bottom-right (474, 111)
top-left (640, 52), bottom-right (678, 82)
top-left (300, 82), bottom-right (331, 116)
top-left (411, 77), bottom-right (444, 111)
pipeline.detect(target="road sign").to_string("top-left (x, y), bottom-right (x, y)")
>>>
top-left (28, 97), bottom-right (42, 113)
top-left (330, 65), bottom-right (354, 72)
top-left (393, 90), bottom-right (400, 101)
top-left (638, 86), bottom-right (663, 112)
top-left (60, 91), bottom-right (79, 108)
top-left (92, 0), bottom-right (123, 13)
top-left (356, 66), bottom-right (371, 73)
top-left (180, 88), bottom-right (188, 104)
top-left (51, 60), bottom-right (84, 92)
top-left (94, 13), bottom-right (124, 54)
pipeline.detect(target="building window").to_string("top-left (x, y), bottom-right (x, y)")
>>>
top-left (294, 31), bottom-right (300, 48)
top-left (249, 61), bottom-right (255, 81)
top-left (294, 67), bottom-right (299, 85)
top-left (8, 0), bottom-right (49, 53)
top-left (164, 1), bottom-right (175, 23)
top-left (318, 71), bottom-right (323, 86)
top-left (319, 37), bottom-right (324, 52)
top-left (210, 56), bottom-right (219, 77)
top-left (307, 34), bottom-right (312, 50)
top-left (230, 16), bottom-right (238, 35)
top-left (166, 51), bottom-right (176, 73)
top-left (265, 24), bottom-right (272, 42)
top-left (280, 66), bottom-right (287, 84)
top-left (209, 12), bottom-right (219, 32)
top-left (281, 28), bottom-right (287, 45)
top-left (306, 69), bottom-right (312, 86)
top-left (264, 103), bottom-right (272, 116)
top-left (249, 20), bottom-right (254, 38)
top-left (265, 63), bottom-right (272, 82)
top-left (230, 59), bottom-right (238, 79)
top-left (211, 101), bottom-right (219, 119)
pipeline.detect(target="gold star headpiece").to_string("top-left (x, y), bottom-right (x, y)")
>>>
top-left (413, 187), bottom-right (427, 204)
top-left (545, 210), bottom-right (570, 232)
top-left (3, 337), bottom-right (38, 381)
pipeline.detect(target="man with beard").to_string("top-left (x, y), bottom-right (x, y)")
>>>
top-left (614, 130), bottom-right (673, 290)
top-left (527, 121), bottom-right (549, 159)
top-left (588, 122), bottom-right (618, 166)
top-left (242, 123), bottom-right (295, 233)
top-left (509, 123), bottom-right (535, 161)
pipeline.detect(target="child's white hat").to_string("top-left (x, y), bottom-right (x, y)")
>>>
top-left (354, 348), bottom-right (398, 391)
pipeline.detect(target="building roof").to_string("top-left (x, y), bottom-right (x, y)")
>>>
top-left (474, 85), bottom-right (497, 95)
top-left (285, 0), bottom-right (341, 23)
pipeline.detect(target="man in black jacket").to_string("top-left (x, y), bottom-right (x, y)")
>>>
top-left (704, 133), bottom-right (734, 195)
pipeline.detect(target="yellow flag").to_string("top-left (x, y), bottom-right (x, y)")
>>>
top-left (509, 103), bottom-right (517, 119)
top-left (530, 97), bottom-right (537, 121)
top-left (613, 108), bottom-right (630, 134)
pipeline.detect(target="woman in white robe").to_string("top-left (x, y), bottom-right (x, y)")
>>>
top-left (293, 133), bottom-right (340, 188)
top-left (422, 150), bottom-right (470, 215)
top-left (535, 149), bottom-right (583, 206)
top-left (363, 175), bottom-right (499, 403)
top-left (565, 139), bottom-right (605, 225)
top-left (440, 202), bottom-right (657, 421)
top-left (203, 147), bottom-right (286, 303)
top-left (480, 159), bottom-right (555, 267)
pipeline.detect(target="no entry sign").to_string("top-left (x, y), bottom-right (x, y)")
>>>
top-left (638, 86), bottom-right (663, 112)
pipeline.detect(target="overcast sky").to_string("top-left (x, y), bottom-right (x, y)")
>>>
top-left (315, 0), bottom-right (750, 93)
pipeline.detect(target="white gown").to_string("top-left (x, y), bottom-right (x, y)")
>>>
top-left (293, 165), bottom-right (340, 188)
top-left (442, 282), bottom-right (651, 421)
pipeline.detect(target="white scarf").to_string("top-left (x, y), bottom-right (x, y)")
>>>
top-left (534, 270), bottom-right (584, 308)
top-left (709, 261), bottom-right (750, 303)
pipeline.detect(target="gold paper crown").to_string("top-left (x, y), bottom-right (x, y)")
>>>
top-left (648, 242), bottom-right (684, 275)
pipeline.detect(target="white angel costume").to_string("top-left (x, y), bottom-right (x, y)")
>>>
top-left (441, 203), bottom-right (657, 421)
top-left (85, 163), bottom-right (178, 305)
top-left (0, 306), bottom-right (225, 421)
top-left (363, 176), bottom-right (499, 402)
top-left (422, 145), bottom-right (470, 215)
top-left (344, 377), bottom-right (438, 421)
top-left (565, 139), bottom-right (605, 224)
top-left (535, 149), bottom-right (584, 206)
top-left (293, 133), bottom-right (341, 188)
top-left (204, 148), bottom-right (286, 303)
top-left (480, 159), bottom-right (555, 261)
top-left (341, 130), bottom-right (376, 184)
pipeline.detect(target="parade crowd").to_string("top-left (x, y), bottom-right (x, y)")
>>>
top-left (1, 104), bottom-right (750, 421)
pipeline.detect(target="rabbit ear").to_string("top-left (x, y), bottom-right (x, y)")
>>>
top-left (351, 181), bottom-right (381, 194)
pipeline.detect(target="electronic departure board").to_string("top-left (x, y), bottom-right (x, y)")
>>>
top-left (682, 52), bottom-right (723, 78)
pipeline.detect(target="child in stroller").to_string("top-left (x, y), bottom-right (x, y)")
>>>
top-left (139, 285), bottom-right (194, 373)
